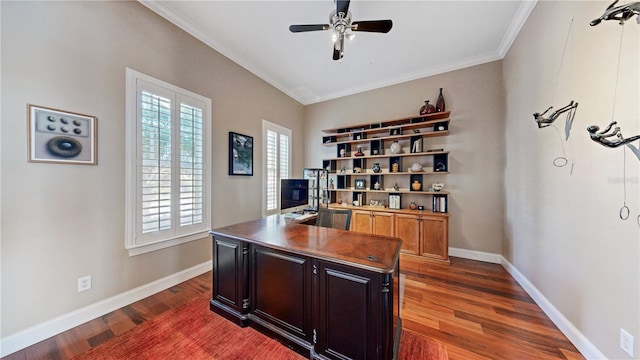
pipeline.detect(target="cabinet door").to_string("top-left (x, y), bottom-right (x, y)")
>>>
top-left (395, 214), bottom-right (420, 255)
top-left (251, 246), bottom-right (313, 341)
top-left (420, 215), bottom-right (449, 260)
top-left (351, 210), bottom-right (372, 233)
top-left (372, 211), bottom-right (395, 237)
top-left (212, 236), bottom-right (249, 325)
top-left (316, 261), bottom-right (382, 360)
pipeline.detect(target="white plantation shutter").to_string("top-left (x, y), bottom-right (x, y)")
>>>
top-left (126, 69), bottom-right (211, 255)
top-left (262, 120), bottom-right (292, 216)
top-left (266, 130), bottom-right (278, 212)
top-left (279, 134), bottom-right (289, 180)
top-left (179, 102), bottom-right (204, 227)
top-left (140, 90), bottom-right (173, 234)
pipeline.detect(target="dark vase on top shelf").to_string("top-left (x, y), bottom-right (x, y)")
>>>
top-left (419, 100), bottom-right (436, 115)
top-left (436, 88), bottom-right (445, 112)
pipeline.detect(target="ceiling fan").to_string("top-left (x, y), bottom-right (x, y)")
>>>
top-left (289, 0), bottom-right (393, 61)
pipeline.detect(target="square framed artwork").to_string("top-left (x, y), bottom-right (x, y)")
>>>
top-left (354, 179), bottom-right (366, 190)
top-left (27, 104), bottom-right (97, 165)
top-left (229, 131), bottom-right (253, 176)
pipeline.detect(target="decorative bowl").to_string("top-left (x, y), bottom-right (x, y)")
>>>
top-left (431, 183), bottom-right (444, 191)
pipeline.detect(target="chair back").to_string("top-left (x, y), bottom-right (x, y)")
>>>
top-left (316, 207), bottom-right (352, 230)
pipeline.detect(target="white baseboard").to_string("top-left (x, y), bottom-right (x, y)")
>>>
top-left (500, 258), bottom-right (606, 360)
top-left (449, 247), bottom-right (502, 264)
top-left (0, 260), bottom-right (212, 357)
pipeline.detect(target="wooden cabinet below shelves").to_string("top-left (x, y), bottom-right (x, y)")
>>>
top-left (351, 210), bottom-right (395, 237)
top-left (395, 213), bottom-right (448, 261)
top-left (395, 214), bottom-right (420, 255)
top-left (335, 205), bottom-right (449, 262)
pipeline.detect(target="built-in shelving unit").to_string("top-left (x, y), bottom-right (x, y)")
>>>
top-left (320, 111), bottom-right (452, 262)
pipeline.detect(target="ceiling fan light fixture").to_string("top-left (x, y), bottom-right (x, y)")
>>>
top-left (289, 0), bottom-right (392, 60)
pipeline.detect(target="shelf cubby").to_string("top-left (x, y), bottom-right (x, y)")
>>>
top-left (409, 174), bottom-right (424, 192)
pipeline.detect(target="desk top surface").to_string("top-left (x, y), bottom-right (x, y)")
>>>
top-left (211, 215), bottom-right (402, 274)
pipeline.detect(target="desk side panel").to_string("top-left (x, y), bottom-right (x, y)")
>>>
top-left (211, 235), bottom-right (249, 326)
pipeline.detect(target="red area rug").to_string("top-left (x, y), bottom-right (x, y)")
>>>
top-left (73, 293), bottom-right (448, 359)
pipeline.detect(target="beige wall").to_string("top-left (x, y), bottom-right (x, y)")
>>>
top-left (304, 61), bottom-right (506, 255)
top-left (503, 1), bottom-right (639, 358)
top-left (0, 1), bottom-right (304, 336)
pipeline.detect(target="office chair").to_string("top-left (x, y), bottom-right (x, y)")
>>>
top-left (316, 207), bottom-right (352, 230)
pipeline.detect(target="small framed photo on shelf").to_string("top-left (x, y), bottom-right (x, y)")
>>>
top-left (354, 179), bottom-right (366, 190)
top-left (388, 194), bottom-right (401, 210)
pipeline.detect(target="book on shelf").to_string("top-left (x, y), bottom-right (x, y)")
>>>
top-left (432, 195), bottom-right (447, 213)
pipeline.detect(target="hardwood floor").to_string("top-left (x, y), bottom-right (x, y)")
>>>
top-left (3, 257), bottom-right (584, 360)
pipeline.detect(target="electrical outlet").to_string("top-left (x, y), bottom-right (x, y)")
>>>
top-left (620, 328), bottom-right (634, 357)
top-left (77, 275), bottom-right (91, 292)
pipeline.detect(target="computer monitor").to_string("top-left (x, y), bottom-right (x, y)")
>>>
top-left (280, 179), bottom-right (309, 214)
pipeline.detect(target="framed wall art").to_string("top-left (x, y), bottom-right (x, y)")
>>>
top-left (27, 104), bottom-right (97, 165)
top-left (229, 131), bottom-right (253, 176)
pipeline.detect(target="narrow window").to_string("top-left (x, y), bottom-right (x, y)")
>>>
top-left (126, 69), bottom-right (211, 256)
top-left (262, 120), bottom-right (291, 216)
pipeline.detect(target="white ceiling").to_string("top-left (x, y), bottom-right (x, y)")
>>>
top-left (140, 1), bottom-right (537, 105)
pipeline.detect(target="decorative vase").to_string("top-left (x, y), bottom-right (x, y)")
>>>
top-left (340, 148), bottom-right (346, 157)
top-left (372, 163), bottom-right (381, 173)
top-left (410, 162), bottom-right (422, 172)
top-left (390, 141), bottom-right (401, 154)
top-left (419, 100), bottom-right (436, 115)
top-left (436, 88), bottom-right (445, 112)
top-left (374, 182), bottom-right (380, 190)
top-left (409, 202), bottom-right (417, 210)
top-left (411, 180), bottom-right (422, 191)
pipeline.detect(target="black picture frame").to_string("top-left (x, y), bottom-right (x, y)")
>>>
top-left (229, 131), bottom-right (253, 176)
top-left (354, 179), bottom-right (366, 190)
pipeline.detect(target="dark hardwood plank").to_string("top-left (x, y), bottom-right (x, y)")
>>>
top-left (3, 259), bottom-right (584, 360)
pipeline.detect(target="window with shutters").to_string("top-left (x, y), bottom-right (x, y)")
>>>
top-left (125, 68), bottom-right (211, 256)
top-left (262, 120), bottom-right (291, 217)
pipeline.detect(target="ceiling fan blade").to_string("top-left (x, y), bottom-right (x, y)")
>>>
top-left (351, 20), bottom-right (393, 33)
top-left (289, 24), bottom-right (330, 33)
top-left (336, 0), bottom-right (350, 16)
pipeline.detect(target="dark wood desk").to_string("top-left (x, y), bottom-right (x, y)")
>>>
top-left (209, 215), bottom-right (402, 360)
